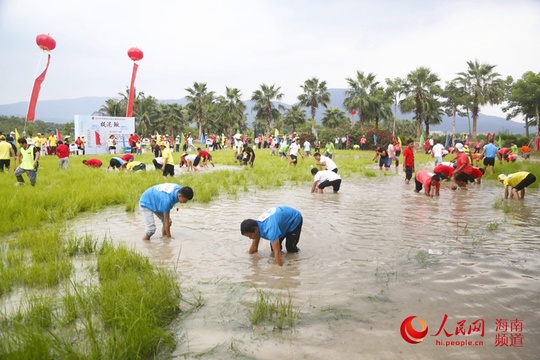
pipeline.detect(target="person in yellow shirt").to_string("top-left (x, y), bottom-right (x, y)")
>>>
top-left (125, 160), bottom-right (146, 171)
top-left (498, 172), bottom-right (537, 200)
top-left (160, 142), bottom-right (175, 181)
top-left (49, 133), bottom-right (57, 155)
top-left (0, 134), bottom-right (16, 172)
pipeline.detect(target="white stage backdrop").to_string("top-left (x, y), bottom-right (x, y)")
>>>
top-left (74, 115), bottom-right (135, 155)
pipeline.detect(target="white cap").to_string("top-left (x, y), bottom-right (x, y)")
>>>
top-left (498, 174), bottom-right (507, 181)
top-left (455, 143), bottom-right (465, 152)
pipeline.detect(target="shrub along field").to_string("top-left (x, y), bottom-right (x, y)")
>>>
top-left (0, 146), bottom-right (538, 358)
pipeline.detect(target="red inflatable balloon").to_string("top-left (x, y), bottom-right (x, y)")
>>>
top-left (36, 34), bottom-right (56, 51)
top-left (351, 109), bottom-right (357, 115)
top-left (127, 47), bottom-right (143, 61)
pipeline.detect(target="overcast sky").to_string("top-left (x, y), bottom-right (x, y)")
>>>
top-left (1, 0), bottom-right (539, 118)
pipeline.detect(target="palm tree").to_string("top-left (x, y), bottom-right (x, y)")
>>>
top-left (366, 85), bottom-right (393, 131)
top-left (133, 92), bottom-right (159, 135)
top-left (442, 80), bottom-right (468, 142)
top-left (456, 60), bottom-right (507, 140)
top-left (159, 103), bottom-right (187, 136)
top-left (344, 71), bottom-right (379, 125)
top-left (216, 87), bottom-right (247, 135)
top-left (282, 104), bottom-right (307, 133)
top-left (422, 97), bottom-right (444, 135)
top-left (297, 78), bottom-right (331, 133)
top-left (99, 98), bottom-right (124, 117)
top-left (399, 67), bottom-right (441, 139)
top-left (321, 108), bottom-right (349, 129)
top-left (185, 82), bottom-right (215, 138)
top-left (251, 84), bottom-right (284, 134)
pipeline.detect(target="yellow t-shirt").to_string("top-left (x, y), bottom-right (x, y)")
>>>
top-left (503, 172), bottom-right (529, 188)
top-left (20, 145), bottom-right (36, 170)
top-left (49, 136), bottom-right (57, 147)
top-left (0, 141), bottom-right (12, 159)
top-left (161, 147), bottom-right (174, 166)
top-left (126, 161), bottom-right (143, 170)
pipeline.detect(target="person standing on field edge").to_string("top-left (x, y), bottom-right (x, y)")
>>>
top-left (0, 134), bottom-right (16, 172)
top-left (402, 139), bottom-right (415, 184)
top-left (139, 183), bottom-right (194, 240)
top-left (240, 206), bottom-right (302, 266)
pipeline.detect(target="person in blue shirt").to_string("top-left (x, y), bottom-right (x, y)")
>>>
top-left (139, 183), bottom-right (194, 240)
top-left (240, 206), bottom-right (302, 266)
top-left (480, 139), bottom-right (499, 175)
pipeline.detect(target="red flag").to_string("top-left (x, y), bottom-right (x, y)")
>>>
top-left (27, 54), bottom-right (52, 121)
top-left (95, 131), bottom-right (101, 145)
top-left (56, 128), bottom-right (63, 142)
top-left (126, 62), bottom-right (138, 117)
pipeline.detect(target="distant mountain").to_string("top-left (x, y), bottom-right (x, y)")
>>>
top-left (0, 90), bottom-right (533, 135)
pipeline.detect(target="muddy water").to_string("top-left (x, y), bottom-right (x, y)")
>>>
top-left (71, 174), bottom-right (540, 359)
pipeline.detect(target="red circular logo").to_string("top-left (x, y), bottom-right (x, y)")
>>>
top-left (400, 316), bottom-right (429, 344)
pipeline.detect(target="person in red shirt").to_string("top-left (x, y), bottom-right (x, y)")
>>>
top-left (121, 153), bottom-right (134, 162)
top-left (56, 140), bottom-right (70, 170)
top-left (402, 139), bottom-right (415, 184)
top-left (470, 167), bottom-right (485, 185)
top-left (452, 143), bottom-right (474, 189)
top-left (82, 158), bottom-right (103, 168)
top-left (433, 163), bottom-right (455, 180)
top-left (197, 147), bottom-right (215, 167)
top-left (414, 170), bottom-right (441, 197)
top-left (497, 147), bottom-right (511, 164)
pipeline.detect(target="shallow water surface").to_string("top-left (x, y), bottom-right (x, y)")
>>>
top-left (72, 174), bottom-right (540, 359)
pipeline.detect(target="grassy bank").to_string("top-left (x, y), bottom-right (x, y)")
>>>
top-left (0, 146), bottom-right (538, 358)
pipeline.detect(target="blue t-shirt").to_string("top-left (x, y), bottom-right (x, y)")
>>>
top-left (256, 206), bottom-right (302, 243)
top-left (139, 183), bottom-right (181, 213)
top-left (483, 143), bottom-right (498, 158)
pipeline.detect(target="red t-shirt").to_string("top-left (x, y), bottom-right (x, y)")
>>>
top-left (456, 152), bottom-right (473, 174)
top-left (433, 164), bottom-right (454, 178)
top-left (121, 153), bottom-right (134, 162)
top-left (416, 170), bottom-right (440, 191)
top-left (84, 158), bottom-right (102, 167)
top-left (198, 150), bottom-right (211, 159)
top-left (470, 167), bottom-right (483, 179)
top-left (403, 147), bottom-right (414, 167)
top-left (57, 144), bottom-right (70, 159)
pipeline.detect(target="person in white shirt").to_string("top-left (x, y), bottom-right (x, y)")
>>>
top-left (431, 139), bottom-right (445, 166)
top-left (288, 138), bottom-right (303, 166)
top-left (310, 168), bottom-right (342, 193)
top-left (314, 152), bottom-right (338, 173)
top-left (303, 140), bottom-right (311, 157)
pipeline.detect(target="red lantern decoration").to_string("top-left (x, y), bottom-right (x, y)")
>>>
top-left (127, 47), bottom-right (143, 61)
top-left (351, 109), bottom-right (357, 116)
top-left (36, 34), bottom-right (56, 52)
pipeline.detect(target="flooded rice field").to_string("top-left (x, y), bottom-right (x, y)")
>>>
top-left (70, 173), bottom-right (540, 359)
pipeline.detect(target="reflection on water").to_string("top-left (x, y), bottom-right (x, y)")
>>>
top-left (70, 175), bottom-right (540, 359)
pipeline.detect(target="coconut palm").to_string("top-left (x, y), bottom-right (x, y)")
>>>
top-left (282, 104), bottom-right (307, 133)
top-left (185, 82), bottom-right (215, 139)
top-left (455, 60), bottom-right (507, 140)
top-left (385, 77), bottom-right (403, 135)
top-left (251, 84), bottom-right (284, 134)
top-left (297, 78), bottom-right (331, 133)
top-left (321, 107), bottom-right (349, 129)
top-left (399, 67), bottom-right (441, 139)
top-left (366, 85), bottom-right (393, 131)
top-left (216, 87), bottom-right (247, 135)
top-left (99, 98), bottom-right (124, 117)
top-left (159, 103), bottom-right (187, 136)
top-left (344, 71), bottom-right (379, 125)
top-left (442, 80), bottom-right (469, 141)
top-left (133, 92), bottom-right (160, 135)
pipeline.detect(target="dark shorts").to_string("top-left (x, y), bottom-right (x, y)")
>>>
top-left (483, 157), bottom-right (495, 166)
top-left (290, 154), bottom-right (298, 163)
top-left (379, 157), bottom-right (390, 168)
top-left (514, 173), bottom-right (537, 191)
top-left (109, 158), bottom-right (122, 168)
top-left (162, 163), bottom-right (174, 177)
top-left (455, 172), bottom-right (475, 183)
top-left (0, 159), bottom-right (10, 171)
top-left (152, 158), bottom-right (162, 170)
top-left (193, 156), bottom-right (201, 167)
top-left (132, 163), bottom-right (146, 171)
top-left (271, 217), bottom-right (303, 253)
top-left (405, 166), bottom-right (413, 180)
top-left (434, 172), bottom-right (449, 180)
top-left (318, 178), bottom-right (342, 192)
top-left (414, 178), bottom-right (424, 192)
